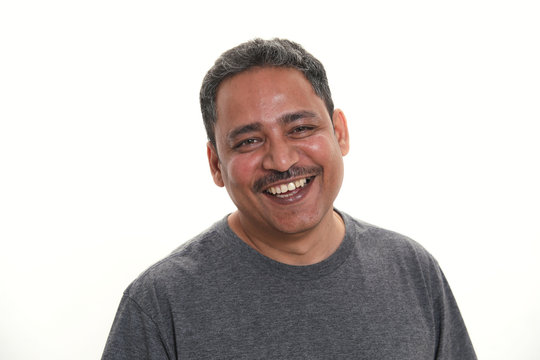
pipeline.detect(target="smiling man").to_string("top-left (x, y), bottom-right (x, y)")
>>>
top-left (208, 66), bottom-right (349, 266)
top-left (102, 39), bottom-right (476, 359)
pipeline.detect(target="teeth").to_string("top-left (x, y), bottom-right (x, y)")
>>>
top-left (266, 177), bottom-right (309, 196)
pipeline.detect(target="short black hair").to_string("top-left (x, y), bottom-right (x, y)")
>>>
top-left (200, 38), bottom-right (334, 147)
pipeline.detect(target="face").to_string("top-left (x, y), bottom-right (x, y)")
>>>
top-left (208, 67), bottom-right (349, 236)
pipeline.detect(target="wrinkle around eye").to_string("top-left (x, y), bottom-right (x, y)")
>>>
top-left (292, 125), bottom-right (315, 133)
top-left (289, 125), bottom-right (317, 138)
top-left (234, 137), bottom-right (262, 151)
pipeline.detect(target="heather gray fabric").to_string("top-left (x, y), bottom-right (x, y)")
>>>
top-left (102, 211), bottom-right (476, 359)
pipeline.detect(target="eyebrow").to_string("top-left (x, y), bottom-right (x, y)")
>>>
top-left (279, 110), bottom-right (317, 125)
top-left (227, 123), bottom-right (262, 144)
top-left (226, 110), bottom-right (318, 144)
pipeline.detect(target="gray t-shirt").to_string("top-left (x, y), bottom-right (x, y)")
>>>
top-left (102, 211), bottom-right (476, 359)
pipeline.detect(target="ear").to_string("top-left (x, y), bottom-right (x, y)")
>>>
top-left (332, 109), bottom-right (350, 156)
top-left (207, 142), bottom-right (225, 187)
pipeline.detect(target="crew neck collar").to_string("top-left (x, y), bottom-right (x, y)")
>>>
top-left (219, 209), bottom-right (356, 281)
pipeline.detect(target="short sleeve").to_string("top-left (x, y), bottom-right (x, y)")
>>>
top-left (101, 294), bottom-right (172, 360)
top-left (433, 265), bottom-right (477, 360)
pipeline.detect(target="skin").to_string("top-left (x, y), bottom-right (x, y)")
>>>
top-left (207, 66), bottom-right (350, 265)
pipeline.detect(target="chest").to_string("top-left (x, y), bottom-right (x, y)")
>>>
top-left (170, 274), bottom-right (436, 359)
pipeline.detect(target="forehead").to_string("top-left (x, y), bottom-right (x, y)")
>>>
top-left (214, 67), bottom-right (325, 127)
top-left (218, 66), bottom-right (311, 96)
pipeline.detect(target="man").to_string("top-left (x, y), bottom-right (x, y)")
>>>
top-left (102, 38), bottom-right (476, 359)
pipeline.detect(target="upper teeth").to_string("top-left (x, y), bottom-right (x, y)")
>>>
top-left (266, 178), bottom-right (308, 195)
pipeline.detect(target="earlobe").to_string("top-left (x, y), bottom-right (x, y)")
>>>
top-left (207, 142), bottom-right (225, 187)
top-left (332, 109), bottom-right (350, 156)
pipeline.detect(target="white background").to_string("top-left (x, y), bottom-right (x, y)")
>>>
top-left (1, 1), bottom-right (539, 359)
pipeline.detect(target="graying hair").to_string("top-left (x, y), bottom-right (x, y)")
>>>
top-left (200, 38), bottom-right (334, 147)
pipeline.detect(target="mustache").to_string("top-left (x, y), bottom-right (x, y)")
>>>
top-left (253, 166), bottom-right (322, 193)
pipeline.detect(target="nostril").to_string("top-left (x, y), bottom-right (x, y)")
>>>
top-left (262, 145), bottom-right (299, 172)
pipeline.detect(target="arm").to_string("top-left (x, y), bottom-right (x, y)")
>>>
top-left (101, 295), bottom-right (172, 360)
top-left (432, 265), bottom-right (477, 360)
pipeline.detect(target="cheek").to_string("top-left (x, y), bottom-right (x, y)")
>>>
top-left (224, 154), bottom-right (262, 187)
top-left (300, 135), bottom-right (345, 189)
top-left (300, 134), bottom-right (342, 163)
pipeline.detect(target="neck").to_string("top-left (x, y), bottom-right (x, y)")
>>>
top-left (228, 209), bottom-right (345, 266)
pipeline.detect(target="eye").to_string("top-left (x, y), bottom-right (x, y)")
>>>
top-left (293, 126), bottom-right (311, 132)
top-left (290, 125), bottom-right (315, 136)
top-left (234, 138), bottom-right (260, 149)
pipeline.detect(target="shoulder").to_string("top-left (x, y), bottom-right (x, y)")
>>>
top-left (341, 211), bottom-right (449, 307)
top-left (341, 211), bottom-right (442, 284)
top-left (123, 217), bottom-right (235, 302)
top-left (343, 212), bottom-right (432, 257)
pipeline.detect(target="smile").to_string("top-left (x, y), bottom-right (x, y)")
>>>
top-left (264, 177), bottom-right (314, 197)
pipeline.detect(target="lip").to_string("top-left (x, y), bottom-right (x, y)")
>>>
top-left (263, 176), bottom-right (313, 194)
top-left (252, 166), bottom-right (323, 194)
top-left (262, 176), bottom-right (315, 205)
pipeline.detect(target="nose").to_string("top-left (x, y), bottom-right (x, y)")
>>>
top-left (261, 138), bottom-right (299, 172)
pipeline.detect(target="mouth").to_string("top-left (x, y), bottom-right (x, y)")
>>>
top-left (264, 176), bottom-right (315, 198)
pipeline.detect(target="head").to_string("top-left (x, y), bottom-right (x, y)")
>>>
top-left (201, 39), bottom-right (349, 237)
top-left (200, 38), bottom-right (334, 148)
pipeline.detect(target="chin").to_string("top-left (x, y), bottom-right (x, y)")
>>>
top-left (266, 208), bottom-right (326, 235)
